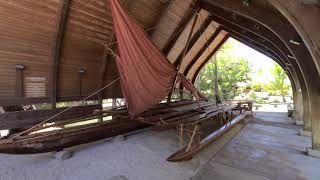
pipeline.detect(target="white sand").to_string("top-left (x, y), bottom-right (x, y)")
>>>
top-left (0, 127), bottom-right (242, 180)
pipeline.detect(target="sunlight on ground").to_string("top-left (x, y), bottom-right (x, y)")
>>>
top-left (253, 104), bottom-right (288, 112)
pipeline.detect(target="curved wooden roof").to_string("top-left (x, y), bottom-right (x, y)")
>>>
top-left (0, 0), bottom-right (229, 106)
top-left (3, 0), bottom-right (318, 108)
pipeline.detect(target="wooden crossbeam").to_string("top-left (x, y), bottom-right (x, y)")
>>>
top-left (50, 0), bottom-right (71, 108)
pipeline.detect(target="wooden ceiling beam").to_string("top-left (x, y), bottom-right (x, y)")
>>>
top-left (230, 33), bottom-right (298, 99)
top-left (174, 15), bottom-right (212, 67)
top-left (183, 26), bottom-right (222, 77)
top-left (201, 2), bottom-right (320, 141)
top-left (162, 7), bottom-right (197, 55)
top-left (200, 3), bottom-right (310, 101)
top-left (50, 0), bottom-right (71, 108)
top-left (208, 14), bottom-right (291, 70)
top-left (200, 1), bottom-right (319, 92)
top-left (230, 34), bottom-right (287, 71)
top-left (200, 2), bottom-right (295, 60)
top-left (191, 34), bottom-right (229, 84)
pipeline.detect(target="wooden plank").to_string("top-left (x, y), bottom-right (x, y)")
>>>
top-left (0, 104), bottom-right (100, 130)
top-left (191, 34), bottom-right (229, 83)
top-left (50, 0), bottom-right (71, 108)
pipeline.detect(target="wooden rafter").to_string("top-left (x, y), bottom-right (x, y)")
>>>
top-left (50, 0), bottom-right (71, 108)
top-left (231, 34), bottom-right (296, 86)
top-left (191, 34), bottom-right (229, 84)
top-left (206, 11), bottom-right (301, 94)
top-left (200, 2), bottom-right (295, 59)
top-left (209, 14), bottom-right (291, 68)
top-left (183, 26), bottom-right (222, 77)
top-left (174, 16), bottom-right (212, 67)
top-left (162, 7), bottom-right (197, 55)
top-left (230, 34), bottom-right (287, 71)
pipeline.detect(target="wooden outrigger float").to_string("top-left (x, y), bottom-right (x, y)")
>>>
top-left (167, 113), bottom-right (246, 162)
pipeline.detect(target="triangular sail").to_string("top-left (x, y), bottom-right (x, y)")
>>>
top-left (109, 0), bottom-right (207, 115)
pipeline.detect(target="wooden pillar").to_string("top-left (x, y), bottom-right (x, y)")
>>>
top-left (98, 50), bottom-right (109, 106)
top-left (15, 64), bottom-right (25, 98)
top-left (78, 68), bottom-right (86, 97)
top-left (50, 0), bottom-right (70, 108)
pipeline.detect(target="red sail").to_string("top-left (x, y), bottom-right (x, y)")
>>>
top-left (109, 0), bottom-right (207, 115)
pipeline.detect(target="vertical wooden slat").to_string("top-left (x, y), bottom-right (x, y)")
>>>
top-left (51, 0), bottom-right (70, 108)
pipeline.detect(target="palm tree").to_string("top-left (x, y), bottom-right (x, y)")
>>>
top-left (268, 64), bottom-right (290, 102)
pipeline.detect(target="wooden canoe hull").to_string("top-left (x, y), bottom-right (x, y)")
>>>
top-left (0, 120), bottom-right (146, 154)
top-left (166, 113), bottom-right (246, 162)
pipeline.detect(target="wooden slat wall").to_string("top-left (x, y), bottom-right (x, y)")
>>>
top-left (0, 0), bottom-right (59, 101)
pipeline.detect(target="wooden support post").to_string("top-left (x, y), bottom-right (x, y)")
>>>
top-left (112, 99), bottom-right (117, 108)
top-left (186, 124), bottom-right (198, 152)
top-left (78, 68), bottom-right (86, 97)
top-left (179, 123), bottom-right (184, 149)
top-left (15, 64), bottom-right (25, 98)
top-left (51, 0), bottom-right (70, 109)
